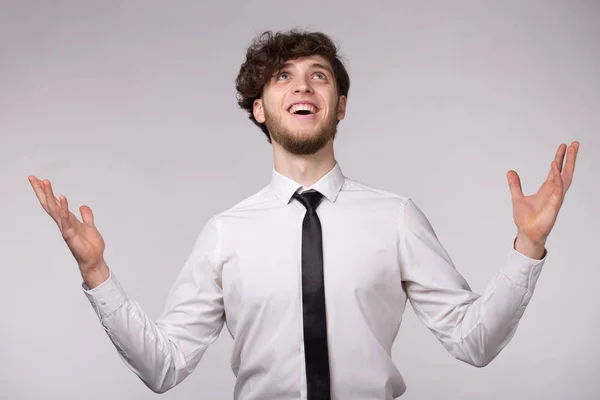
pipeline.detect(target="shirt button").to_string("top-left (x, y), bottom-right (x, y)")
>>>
top-left (99, 299), bottom-right (107, 305)
top-left (520, 267), bottom-right (528, 274)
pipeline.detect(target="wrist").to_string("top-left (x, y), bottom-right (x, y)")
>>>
top-left (514, 234), bottom-right (546, 260)
top-left (81, 260), bottom-right (110, 289)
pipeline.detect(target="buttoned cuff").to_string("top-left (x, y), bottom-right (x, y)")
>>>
top-left (81, 270), bottom-right (127, 319)
top-left (502, 247), bottom-right (547, 288)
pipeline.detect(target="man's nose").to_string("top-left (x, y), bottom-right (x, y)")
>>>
top-left (293, 77), bottom-right (313, 93)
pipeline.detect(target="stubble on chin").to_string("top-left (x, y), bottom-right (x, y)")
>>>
top-left (264, 108), bottom-right (338, 156)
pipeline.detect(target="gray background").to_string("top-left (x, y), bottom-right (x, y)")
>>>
top-left (1, 1), bottom-right (598, 399)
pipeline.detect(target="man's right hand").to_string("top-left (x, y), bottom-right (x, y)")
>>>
top-left (28, 176), bottom-right (109, 289)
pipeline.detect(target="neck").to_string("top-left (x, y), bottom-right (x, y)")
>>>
top-left (272, 140), bottom-right (336, 186)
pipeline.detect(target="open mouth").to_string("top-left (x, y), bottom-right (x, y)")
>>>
top-left (288, 103), bottom-right (319, 116)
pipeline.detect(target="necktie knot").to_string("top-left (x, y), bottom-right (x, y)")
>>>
top-left (293, 190), bottom-right (324, 210)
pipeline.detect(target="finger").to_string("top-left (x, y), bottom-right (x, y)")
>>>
top-left (554, 143), bottom-right (567, 172)
top-left (552, 161), bottom-right (564, 190)
top-left (546, 143), bottom-right (567, 180)
top-left (28, 175), bottom-right (42, 193)
top-left (42, 179), bottom-right (61, 218)
top-left (561, 141), bottom-right (579, 193)
top-left (549, 162), bottom-right (565, 208)
top-left (37, 178), bottom-right (53, 210)
top-left (536, 162), bottom-right (564, 212)
top-left (80, 205), bottom-right (95, 227)
top-left (28, 176), bottom-right (49, 211)
top-left (507, 170), bottom-right (524, 201)
top-left (59, 195), bottom-right (73, 232)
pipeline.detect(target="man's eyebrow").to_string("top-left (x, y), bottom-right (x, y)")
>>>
top-left (276, 62), bottom-right (333, 74)
top-left (310, 63), bottom-right (333, 74)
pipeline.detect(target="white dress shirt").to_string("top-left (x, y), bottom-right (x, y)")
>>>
top-left (83, 162), bottom-right (546, 399)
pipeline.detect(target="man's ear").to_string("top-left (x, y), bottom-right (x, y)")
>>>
top-left (337, 95), bottom-right (347, 121)
top-left (253, 99), bottom-right (265, 123)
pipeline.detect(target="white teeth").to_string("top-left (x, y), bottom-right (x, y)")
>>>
top-left (289, 103), bottom-right (317, 114)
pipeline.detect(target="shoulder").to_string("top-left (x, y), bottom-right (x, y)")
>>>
top-left (188, 184), bottom-right (274, 248)
top-left (342, 177), bottom-right (411, 207)
top-left (342, 177), bottom-right (431, 224)
top-left (207, 184), bottom-right (276, 223)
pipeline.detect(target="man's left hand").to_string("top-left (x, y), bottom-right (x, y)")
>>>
top-left (507, 141), bottom-right (580, 259)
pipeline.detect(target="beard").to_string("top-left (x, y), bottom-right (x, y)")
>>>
top-left (263, 102), bottom-right (339, 156)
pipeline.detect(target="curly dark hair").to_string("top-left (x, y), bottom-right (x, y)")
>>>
top-left (235, 29), bottom-right (351, 142)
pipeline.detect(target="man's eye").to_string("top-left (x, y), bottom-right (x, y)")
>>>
top-left (278, 73), bottom-right (289, 80)
top-left (313, 73), bottom-right (325, 79)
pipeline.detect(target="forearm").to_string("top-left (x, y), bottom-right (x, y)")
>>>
top-left (438, 250), bottom-right (545, 367)
top-left (83, 272), bottom-right (196, 393)
top-left (401, 198), bottom-right (549, 367)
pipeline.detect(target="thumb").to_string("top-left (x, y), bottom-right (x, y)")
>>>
top-left (507, 170), bottom-right (524, 201)
top-left (79, 205), bottom-right (95, 226)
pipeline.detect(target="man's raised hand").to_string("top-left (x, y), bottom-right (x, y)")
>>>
top-left (28, 176), bottom-right (109, 287)
top-left (507, 141), bottom-right (580, 258)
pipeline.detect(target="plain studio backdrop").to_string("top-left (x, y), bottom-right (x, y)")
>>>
top-left (1, 1), bottom-right (598, 399)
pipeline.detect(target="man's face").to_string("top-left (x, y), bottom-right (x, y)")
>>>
top-left (253, 55), bottom-right (347, 155)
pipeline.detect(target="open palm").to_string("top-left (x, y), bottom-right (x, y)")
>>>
top-left (507, 142), bottom-right (579, 246)
top-left (28, 176), bottom-right (105, 272)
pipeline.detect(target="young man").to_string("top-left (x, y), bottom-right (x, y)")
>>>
top-left (29, 30), bottom-right (579, 399)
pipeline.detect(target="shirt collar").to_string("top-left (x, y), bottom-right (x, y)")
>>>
top-left (270, 162), bottom-right (345, 204)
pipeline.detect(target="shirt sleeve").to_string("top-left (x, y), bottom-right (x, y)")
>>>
top-left (81, 216), bottom-right (225, 393)
top-left (397, 198), bottom-right (546, 367)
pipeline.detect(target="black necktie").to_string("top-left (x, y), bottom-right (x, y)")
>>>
top-left (293, 190), bottom-right (331, 400)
